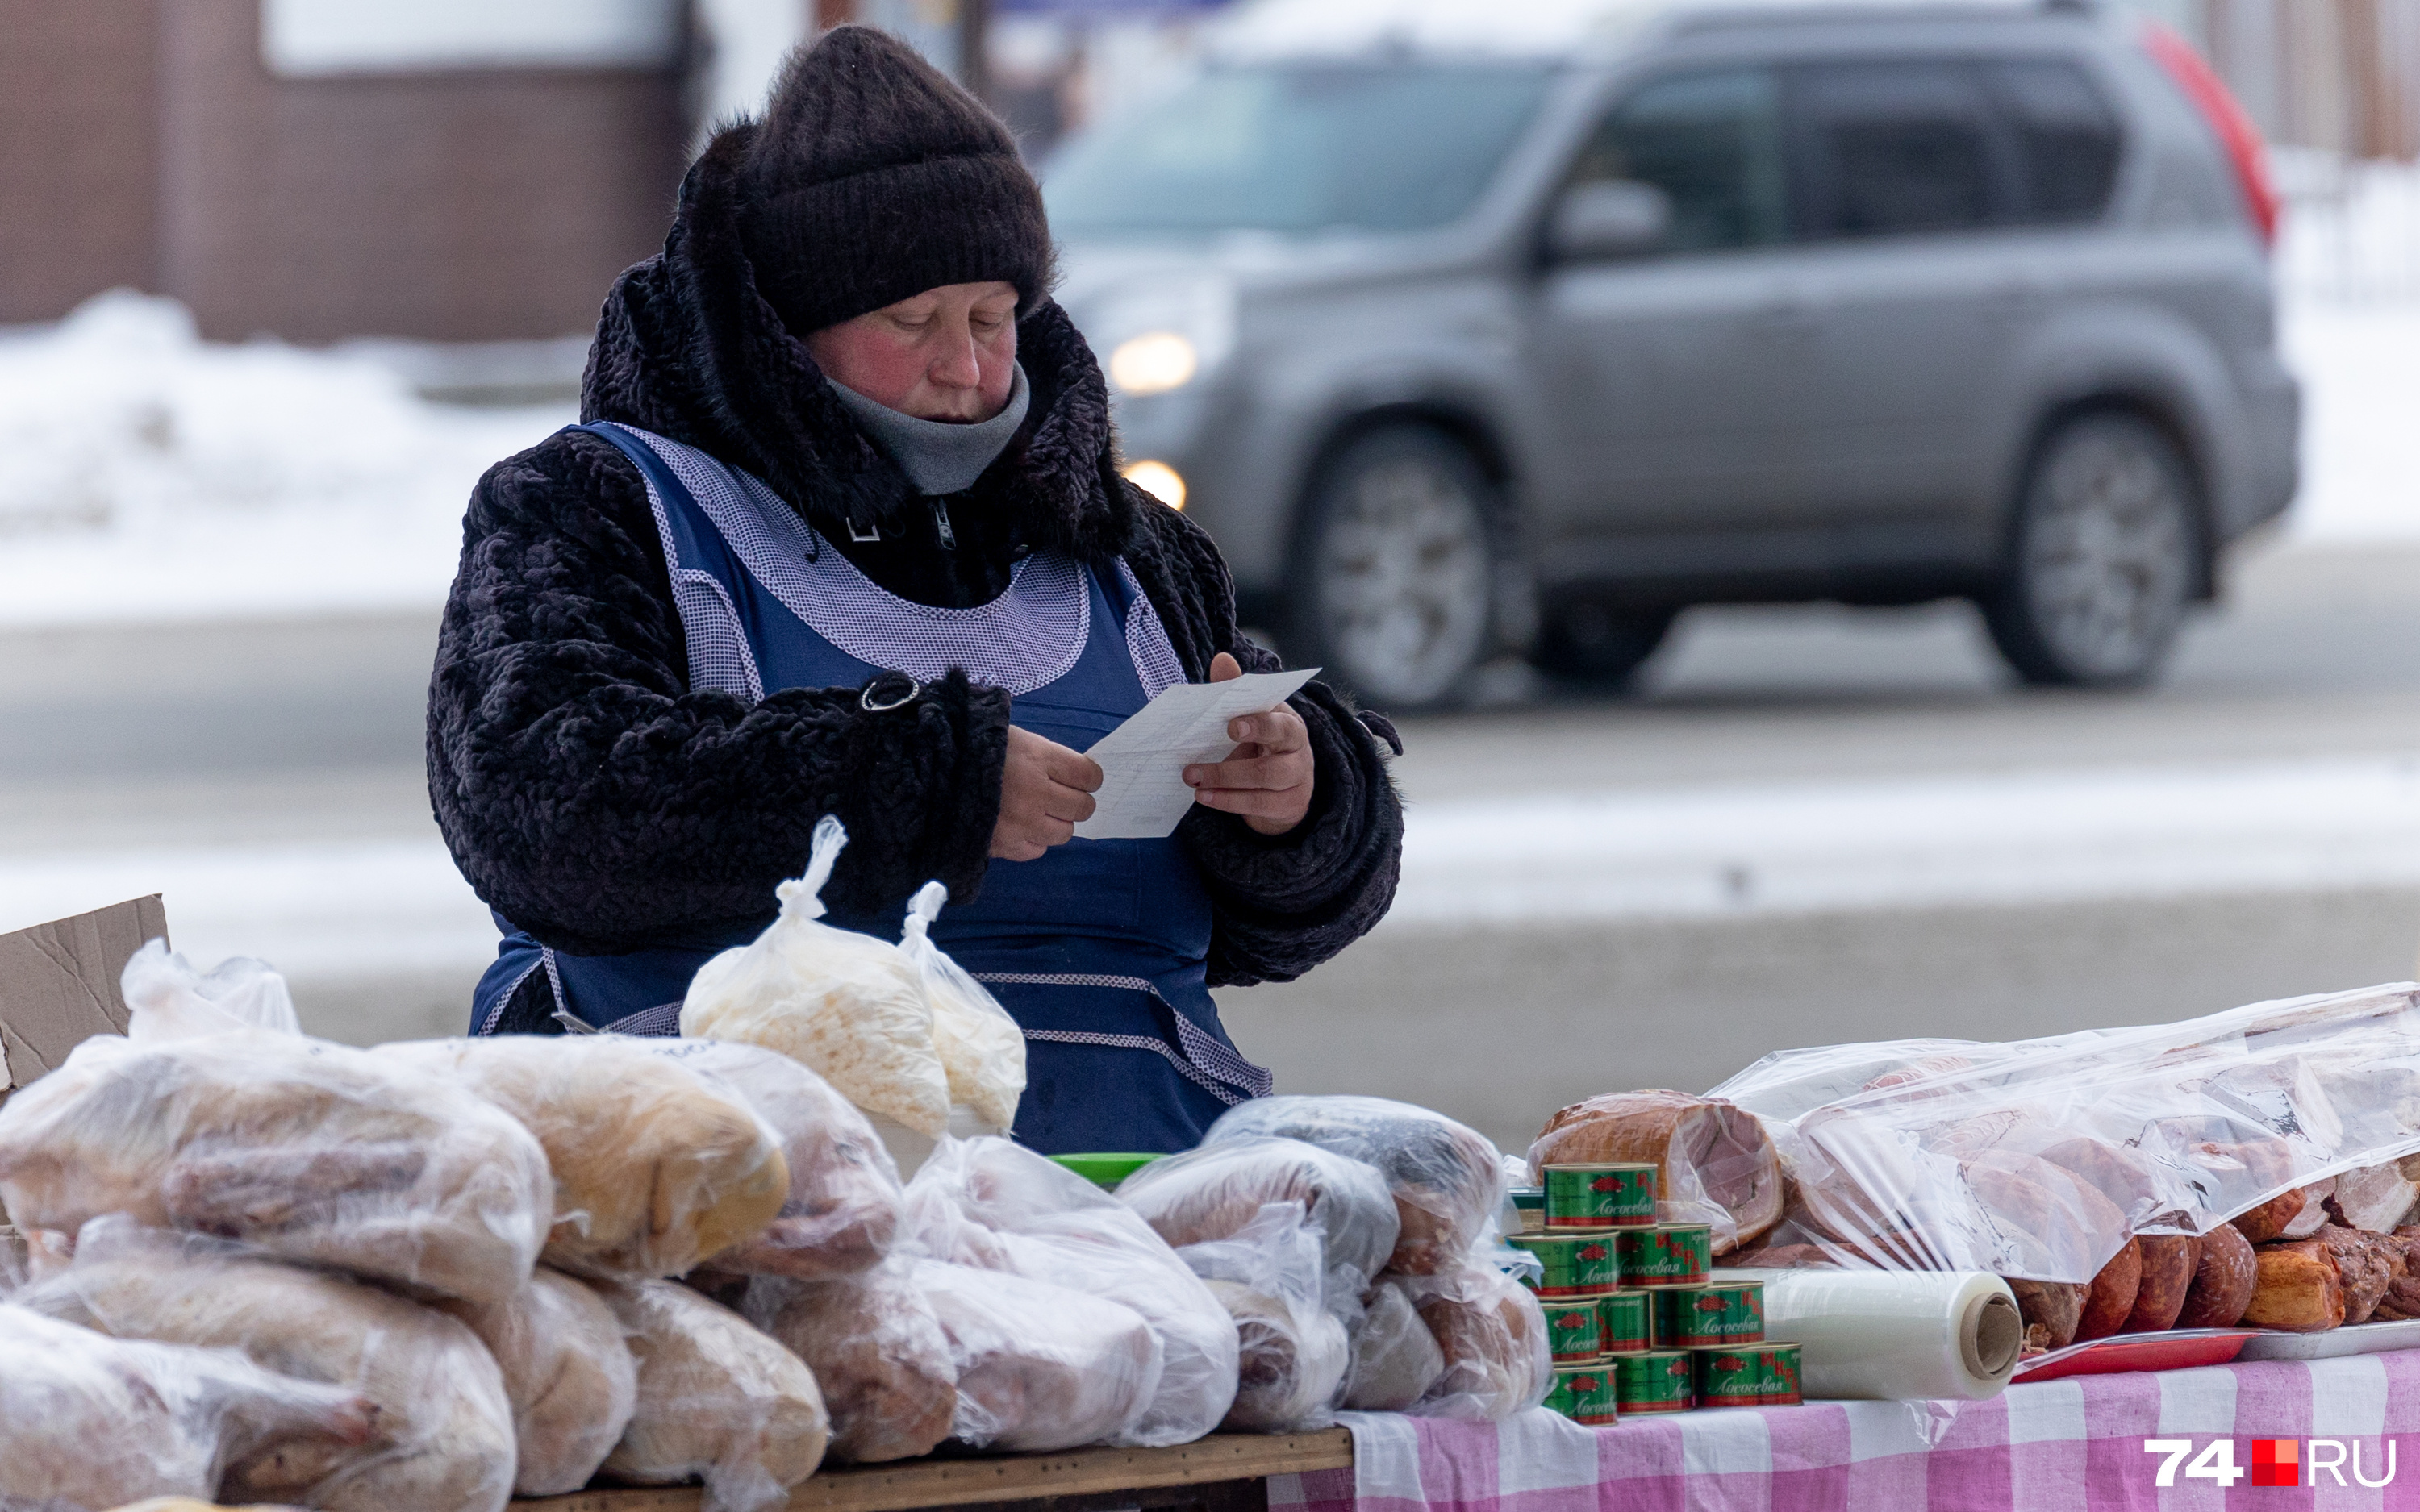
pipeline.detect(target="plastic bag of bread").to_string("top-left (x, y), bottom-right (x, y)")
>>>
top-left (912, 1260), bottom-right (1162, 1452)
top-left (599, 1277), bottom-right (828, 1512)
top-left (1393, 1255), bottom-right (1553, 1419)
top-left (0, 944), bottom-right (549, 1306)
top-left (899, 881), bottom-right (1025, 1133)
top-left (1341, 1281), bottom-right (1446, 1410)
top-left (437, 1267), bottom-right (636, 1497)
top-left (682, 816), bottom-right (951, 1136)
top-left (645, 1038), bottom-right (904, 1279)
top-left (1119, 1136), bottom-right (1400, 1314)
top-left (1201, 1097), bottom-right (1504, 1276)
top-left (905, 1137), bottom-right (1239, 1446)
top-left (1175, 1202), bottom-right (1350, 1431)
top-left (745, 1258), bottom-right (957, 1463)
top-left (382, 1035), bottom-right (788, 1280)
top-left (1529, 1090), bottom-right (1784, 1256)
top-left (0, 1302), bottom-right (378, 1512)
top-left (15, 1218), bottom-right (515, 1512)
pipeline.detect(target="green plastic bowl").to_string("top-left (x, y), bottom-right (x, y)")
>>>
top-left (1051, 1152), bottom-right (1166, 1189)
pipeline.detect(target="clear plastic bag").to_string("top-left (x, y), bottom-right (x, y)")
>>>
top-left (1117, 1135), bottom-right (1401, 1317)
top-left (122, 939), bottom-right (301, 1039)
top-left (0, 1301), bottom-right (377, 1512)
top-left (382, 1035), bottom-right (789, 1281)
top-left (1202, 1096), bottom-right (1506, 1276)
top-left (1341, 1280), bottom-right (1445, 1411)
top-left (1526, 1089), bottom-right (1786, 1256)
top-left (745, 1258), bottom-right (958, 1464)
top-left (15, 1218), bottom-right (516, 1512)
top-left (912, 1259), bottom-right (1162, 1452)
top-left (899, 881), bottom-right (1027, 1134)
top-left (1710, 983), bottom-right (2420, 1282)
top-left (904, 1136), bottom-right (1240, 1447)
top-left (599, 1277), bottom-right (830, 1512)
top-left (1392, 1248), bottom-right (1554, 1420)
top-left (0, 949), bottom-right (550, 1305)
top-left (682, 816), bottom-right (951, 1136)
top-left (438, 1267), bottom-right (636, 1497)
top-left (1175, 1201), bottom-right (1350, 1432)
top-left (647, 1038), bottom-right (904, 1279)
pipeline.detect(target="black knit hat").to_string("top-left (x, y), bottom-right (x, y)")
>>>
top-left (739, 26), bottom-right (1054, 336)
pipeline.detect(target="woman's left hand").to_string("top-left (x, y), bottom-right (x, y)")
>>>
top-left (1184, 652), bottom-right (1314, 835)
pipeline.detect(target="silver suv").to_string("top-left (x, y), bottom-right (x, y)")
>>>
top-left (1045, 3), bottom-right (2298, 706)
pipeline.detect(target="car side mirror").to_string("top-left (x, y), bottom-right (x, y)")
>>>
top-left (1547, 181), bottom-right (1672, 260)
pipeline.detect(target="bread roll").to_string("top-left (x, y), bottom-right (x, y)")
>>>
top-left (2175, 1223), bottom-right (2257, 1328)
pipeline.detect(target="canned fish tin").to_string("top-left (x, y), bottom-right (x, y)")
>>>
top-left (1542, 1162), bottom-right (1658, 1230)
top-left (1545, 1363), bottom-right (1619, 1427)
top-left (1598, 1289), bottom-right (1653, 1356)
top-left (1617, 1223), bottom-right (1713, 1287)
top-left (1542, 1297), bottom-right (1605, 1362)
top-left (1652, 1282), bottom-right (1765, 1347)
top-left (1507, 1233), bottom-right (1620, 1297)
top-left (1510, 1186), bottom-right (1546, 1234)
top-left (1612, 1350), bottom-right (1696, 1414)
top-left (1695, 1344), bottom-right (1802, 1408)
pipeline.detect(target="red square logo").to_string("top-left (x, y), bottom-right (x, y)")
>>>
top-left (2251, 1439), bottom-right (2299, 1488)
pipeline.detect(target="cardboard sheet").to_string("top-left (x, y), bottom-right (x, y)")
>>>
top-left (0, 895), bottom-right (165, 1109)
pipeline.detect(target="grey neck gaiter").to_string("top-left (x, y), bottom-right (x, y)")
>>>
top-left (828, 362), bottom-right (1031, 497)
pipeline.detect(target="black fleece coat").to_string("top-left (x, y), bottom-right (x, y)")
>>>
top-left (427, 123), bottom-right (1404, 991)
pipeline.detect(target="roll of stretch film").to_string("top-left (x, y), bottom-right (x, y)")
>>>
top-left (1726, 1268), bottom-right (2022, 1401)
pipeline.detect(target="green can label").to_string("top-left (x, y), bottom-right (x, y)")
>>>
top-left (1653, 1283), bottom-right (1765, 1347)
top-left (1599, 1289), bottom-right (1654, 1355)
top-left (1613, 1350), bottom-right (1696, 1413)
top-left (1508, 1233), bottom-right (1620, 1297)
top-left (1543, 1162), bottom-right (1658, 1230)
top-left (1617, 1223), bottom-right (1713, 1287)
top-left (1695, 1344), bottom-right (1802, 1408)
top-left (1542, 1299), bottom-right (1604, 1362)
top-left (1545, 1363), bottom-right (1619, 1426)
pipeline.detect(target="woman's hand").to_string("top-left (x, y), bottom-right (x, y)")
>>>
top-left (1185, 652), bottom-right (1315, 835)
top-left (991, 726), bottom-right (1103, 860)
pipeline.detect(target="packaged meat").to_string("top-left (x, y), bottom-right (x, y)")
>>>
top-left (2373, 1226), bottom-right (2420, 1322)
top-left (2175, 1223), bottom-right (2257, 1328)
top-left (1342, 1281), bottom-right (1446, 1410)
top-left (2122, 1235), bottom-right (2199, 1332)
top-left (0, 945), bottom-right (549, 1306)
top-left (2330, 1162), bottom-right (2420, 1232)
top-left (1201, 1097), bottom-right (1504, 1276)
top-left (899, 881), bottom-right (1025, 1133)
top-left (599, 1278), bottom-right (829, 1512)
top-left (15, 1219), bottom-right (515, 1512)
top-left (383, 1035), bottom-right (788, 1280)
top-left (905, 1138), bottom-right (1239, 1447)
top-left (2072, 1237), bottom-right (2140, 1342)
top-left (0, 1303), bottom-right (376, 1512)
top-left (912, 1260), bottom-right (1162, 1452)
top-left (1396, 1260), bottom-right (1554, 1420)
top-left (438, 1268), bottom-right (636, 1497)
top-left (2005, 1280), bottom-right (2084, 1352)
top-left (1118, 1137), bottom-right (1401, 1314)
top-left (746, 1260), bottom-right (957, 1464)
top-left (1528, 1090), bottom-right (1784, 1256)
top-left (2311, 1223), bottom-right (2403, 1325)
top-left (644, 1038), bottom-right (903, 1279)
top-left (2243, 1239), bottom-right (2344, 1331)
top-left (682, 816), bottom-right (951, 1136)
top-left (1175, 1202), bottom-right (1349, 1432)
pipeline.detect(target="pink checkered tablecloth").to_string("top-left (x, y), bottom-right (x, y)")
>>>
top-left (1266, 1351), bottom-right (2420, 1511)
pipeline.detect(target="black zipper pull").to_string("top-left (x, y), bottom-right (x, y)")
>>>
top-left (931, 497), bottom-right (958, 550)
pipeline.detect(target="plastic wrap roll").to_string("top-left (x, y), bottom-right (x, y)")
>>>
top-left (1731, 1268), bottom-right (2021, 1401)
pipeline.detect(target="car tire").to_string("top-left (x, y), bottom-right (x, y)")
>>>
top-left (1286, 426), bottom-right (1497, 710)
top-left (1529, 602), bottom-right (1675, 687)
top-left (1981, 413), bottom-right (2199, 689)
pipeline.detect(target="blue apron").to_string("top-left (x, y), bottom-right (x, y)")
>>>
top-left (469, 422), bottom-right (1270, 1153)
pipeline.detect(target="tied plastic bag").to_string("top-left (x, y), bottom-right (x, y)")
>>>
top-left (646, 1039), bottom-right (904, 1278)
top-left (122, 943), bottom-right (301, 1038)
top-left (1392, 1246), bottom-right (1553, 1420)
top-left (15, 1218), bottom-right (516, 1512)
top-left (745, 1259), bottom-right (958, 1464)
top-left (382, 1035), bottom-right (789, 1280)
top-left (1175, 1202), bottom-right (1350, 1432)
top-left (0, 942), bottom-right (549, 1305)
top-left (912, 1260), bottom-right (1162, 1452)
top-left (438, 1268), bottom-right (637, 1497)
top-left (899, 881), bottom-right (1026, 1134)
top-left (682, 816), bottom-right (950, 1136)
top-left (599, 1278), bottom-right (830, 1512)
top-left (1341, 1281), bottom-right (1445, 1410)
top-left (1119, 1135), bottom-right (1400, 1318)
top-left (1202, 1096), bottom-right (1506, 1276)
top-left (0, 1302), bottom-right (378, 1512)
top-left (906, 1137), bottom-right (1240, 1447)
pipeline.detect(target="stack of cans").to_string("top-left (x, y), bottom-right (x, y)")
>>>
top-left (1510, 1162), bottom-right (1801, 1422)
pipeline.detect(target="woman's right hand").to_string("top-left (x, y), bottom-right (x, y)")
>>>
top-left (991, 726), bottom-right (1102, 860)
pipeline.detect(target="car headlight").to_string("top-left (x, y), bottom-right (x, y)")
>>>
top-left (1121, 460), bottom-right (1187, 510)
top-left (1108, 332), bottom-right (1199, 396)
top-left (1085, 275), bottom-right (1234, 399)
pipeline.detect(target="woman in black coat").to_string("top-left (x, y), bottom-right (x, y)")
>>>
top-left (427, 27), bottom-right (1403, 1152)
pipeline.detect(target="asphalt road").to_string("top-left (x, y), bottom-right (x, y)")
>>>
top-left (7, 535), bottom-right (2420, 1152)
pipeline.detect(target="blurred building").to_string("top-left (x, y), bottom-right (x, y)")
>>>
top-left (2189, 0), bottom-right (2420, 160)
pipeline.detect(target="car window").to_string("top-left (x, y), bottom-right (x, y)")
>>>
top-left (1791, 60), bottom-right (2011, 238)
top-left (1569, 69), bottom-right (1788, 252)
top-left (1982, 57), bottom-right (2122, 223)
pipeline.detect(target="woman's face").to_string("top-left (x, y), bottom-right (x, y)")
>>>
top-left (806, 281), bottom-right (1020, 422)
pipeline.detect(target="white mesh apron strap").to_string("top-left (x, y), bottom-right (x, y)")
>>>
top-left (971, 971), bottom-right (1273, 1106)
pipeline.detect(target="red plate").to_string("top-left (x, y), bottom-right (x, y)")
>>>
top-left (2013, 1328), bottom-right (2259, 1383)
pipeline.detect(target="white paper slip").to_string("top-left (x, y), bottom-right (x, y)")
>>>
top-left (1074, 668), bottom-right (1321, 840)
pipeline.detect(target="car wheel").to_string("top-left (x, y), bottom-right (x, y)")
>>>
top-left (1288, 427), bottom-right (1496, 709)
top-left (1981, 413), bottom-right (2198, 689)
top-left (1529, 602), bottom-right (1675, 686)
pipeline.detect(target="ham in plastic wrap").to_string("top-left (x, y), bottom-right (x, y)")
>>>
top-left (438, 1268), bottom-right (637, 1497)
top-left (1117, 1136), bottom-right (1400, 1314)
top-left (1528, 1089), bottom-right (1784, 1255)
top-left (746, 1258), bottom-right (958, 1464)
top-left (599, 1277), bottom-right (829, 1512)
top-left (1174, 1202), bottom-right (1350, 1432)
top-left (912, 1259), bottom-right (1161, 1452)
